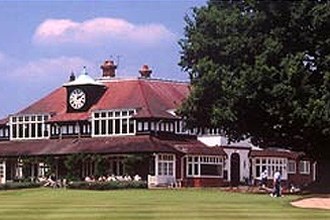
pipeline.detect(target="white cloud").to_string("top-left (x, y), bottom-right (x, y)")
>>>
top-left (33, 18), bottom-right (176, 46)
top-left (10, 56), bottom-right (94, 83)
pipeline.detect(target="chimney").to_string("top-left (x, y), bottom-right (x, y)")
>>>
top-left (139, 64), bottom-right (152, 78)
top-left (101, 60), bottom-right (117, 77)
top-left (69, 72), bottom-right (76, 81)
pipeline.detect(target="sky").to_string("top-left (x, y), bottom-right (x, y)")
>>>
top-left (0, 0), bottom-right (207, 119)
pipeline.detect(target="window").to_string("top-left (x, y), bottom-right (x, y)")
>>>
top-left (53, 123), bottom-right (87, 136)
top-left (254, 157), bottom-right (287, 179)
top-left (187, 156), bottom-right (223, 177)
top-left (92, 109), bottom-right (136, 136)
top-left (9, 114), bottom-right (50, 140)
top-left (176, 120), bottom-right (199, 135)
top-left (0, 127), bottom-right (9, 138)
top-left (157, 154), bottom-right (175, 176)
top-left (38, 163), bottom-right (49, 177)
top-left (288, 160), bottom-right (296, 174)
top-left (108, 157), bottom-right (125, 176)
top-left (143, 122), bottom-right (149, 131)
top-left (299, 161), bottom-right (310, 174)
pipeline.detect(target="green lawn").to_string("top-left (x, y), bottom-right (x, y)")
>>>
top-left (0, 188), bottom-right (329, 220)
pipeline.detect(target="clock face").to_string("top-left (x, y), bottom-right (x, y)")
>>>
top-left (69, 88), bottom-right (86, 110)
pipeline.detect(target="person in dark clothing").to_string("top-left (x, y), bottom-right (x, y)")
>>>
top-left (272, 170), bottom-right (282, 197)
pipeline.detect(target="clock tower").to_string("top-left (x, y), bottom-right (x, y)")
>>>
top-left (63, 68), bottom-right (106, 112)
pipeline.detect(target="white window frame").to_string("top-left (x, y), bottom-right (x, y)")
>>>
top-left (92, 109), bottom-right (136, 137)
top-left (299, 160), bottom-right (310, 175)
top-left (156, 154), bottom-right (175, 177)
top-left (186, 155), bottom-right (223, 178)
top-left (9, 114), bottom-right (50, 140)
top-left (287, 160), bottom-right (296, 174)
top-left (254, 157), bottom-right (287, 180)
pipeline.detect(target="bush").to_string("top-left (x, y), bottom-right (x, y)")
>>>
top-left (0, 182), bottom-right (43, 190)
top-left (67, 181), bottom-right (147, 190)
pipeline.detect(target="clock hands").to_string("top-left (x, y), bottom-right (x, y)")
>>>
top-left (69, 89), bottom-right (86, 110)
top-left (76, 94), bottom-right (84, 100)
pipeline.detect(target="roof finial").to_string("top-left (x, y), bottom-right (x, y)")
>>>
top-left (69, 71), bottom-right (76, 82)
top-left (82, 66), bottom-right (88, 75)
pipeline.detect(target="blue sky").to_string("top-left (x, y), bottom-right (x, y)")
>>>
top-left (0, 0), bottom-right (207, 119)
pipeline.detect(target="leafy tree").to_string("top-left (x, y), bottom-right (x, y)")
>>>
top-left (179, 0), bottom-right (330, 179)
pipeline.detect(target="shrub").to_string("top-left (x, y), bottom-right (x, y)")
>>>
top-left (0, 182), bottom-right (42, 190)
top-left (67, 181), bottom-right (147, 190)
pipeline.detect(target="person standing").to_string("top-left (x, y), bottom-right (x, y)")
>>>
top-left (272, 170), bottom-right (282, 197)
top-left (260, 169), bottom-right (268, 188)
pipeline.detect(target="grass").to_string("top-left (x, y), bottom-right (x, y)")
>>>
top-left (0, 188), bottom-right (329, 220)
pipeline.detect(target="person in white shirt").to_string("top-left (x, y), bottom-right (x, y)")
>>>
top-left (272, 170), bottom-right (282, 197)
top-left (260, 169), bottom-right (268, 188)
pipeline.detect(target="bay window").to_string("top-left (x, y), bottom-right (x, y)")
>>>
top-left (187, 156), bottom-right (223, 177)
top-left (254, 157), bottom-right (287, 179)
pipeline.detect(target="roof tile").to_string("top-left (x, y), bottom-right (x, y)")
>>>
top-left (13, 78), bottom-right (189, 122)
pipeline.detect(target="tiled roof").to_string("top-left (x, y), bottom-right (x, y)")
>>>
top-left (0, 118), bottom-right (8, 126)
top-left (16, 87), bottom-right (67, 115)
top-left (13, 78), bottom-right (189, 122)
top-left (158, 134), bottom-right (226, 156)
top-left (175, 144), bottom-right (227, 156)
top-left (48, 112), bottom-right (90, 123)
top-left (250, 148), bottom-right (304, 159)
top-left (0, 135), bottom-right (214, 157)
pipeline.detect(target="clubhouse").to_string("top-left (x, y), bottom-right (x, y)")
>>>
top-left (0, 60), bottom-right (316, 188)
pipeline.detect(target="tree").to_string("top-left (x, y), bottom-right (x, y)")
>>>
top-left (179, 0), bottom-right (330, 181)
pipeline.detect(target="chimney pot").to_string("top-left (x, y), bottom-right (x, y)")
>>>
top-left (101, 60), bottom-right (117, 77)
top-left (139, 64), bottom-right (152, 78)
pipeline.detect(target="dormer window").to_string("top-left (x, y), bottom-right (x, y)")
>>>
top-left (9, 114), bottom-right (50, 140)
top-left (92, 109), bottom-right (136, 137)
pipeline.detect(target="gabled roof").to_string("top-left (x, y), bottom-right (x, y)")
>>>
top-left (12, 78), bottom-right (189, 122)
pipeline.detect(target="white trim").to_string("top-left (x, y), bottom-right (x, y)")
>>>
top-left (252, 157), bottom-right (288, 180)
top-left (91, 109), bottom-right (136, 137)
top-left (287, 160), bottom-right (296, 174)
top-left (313, 162), bottom-right (317, 181)
top-left (9, 114), bottom-right (50, 140)
top-left (186, 155), bottom-right (224, 178)
top-left (155, 153), bottom-right (176, 178)
top-left (299, 160), bottom-right (310, 175)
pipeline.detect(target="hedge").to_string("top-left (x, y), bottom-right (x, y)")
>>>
top-left (67, 181), bottom-right (147, 190)
top-left (0, 182), bottom-right (43, 190)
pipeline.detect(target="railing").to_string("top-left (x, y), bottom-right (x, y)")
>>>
top-left (147, 175), bottom-right (176, 188)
